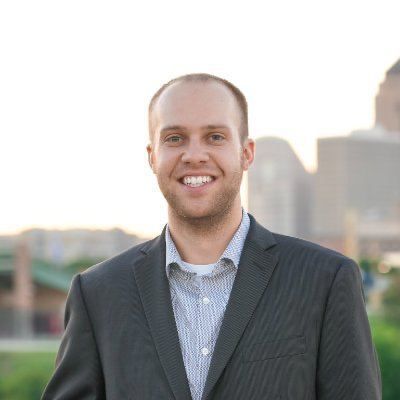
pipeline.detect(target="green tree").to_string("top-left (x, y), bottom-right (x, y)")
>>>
top-left (381, 272), bottom-right (400, 325)
top-left (370, 317), bottom-right (400, 400)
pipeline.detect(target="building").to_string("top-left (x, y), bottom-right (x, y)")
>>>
top-left (0, 243), bottom-right (73, 338)
top-left (313, 127), bottom-right (400, 256)
top-left (0, 228), bottom-right (146, 337)
top-left (375, 58), bottom-right (400, 135)
top-left (248, 137), bottom-right (313, 238)
top-left (1, 228), bottom-right (144, 266)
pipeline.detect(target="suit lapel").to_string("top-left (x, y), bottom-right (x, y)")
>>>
top-left (202, 214), bottom-right (278, 400)
top-left (133, 227), bottom-right (192, 400)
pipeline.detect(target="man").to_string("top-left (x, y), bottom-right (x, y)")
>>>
top-left (42, 74), bottom-right (381, 400)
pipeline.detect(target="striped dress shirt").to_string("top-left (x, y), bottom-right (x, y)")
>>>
top-left (165, 210), bottom-right (250, 400)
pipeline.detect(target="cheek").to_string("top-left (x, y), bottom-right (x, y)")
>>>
top-left (154, 151), bottom-right (179, 174)
top-left (218, 148), bottom-right (242, 168)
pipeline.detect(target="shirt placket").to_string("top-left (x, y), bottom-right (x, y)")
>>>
top-left (191, 273), bottom-right (212, 400)
top-left (174, 270), bottom-right (200, 400)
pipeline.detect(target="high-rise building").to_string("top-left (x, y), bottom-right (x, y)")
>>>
top-left (313, 127), bottom-right (400, 255)
top-left (248, 137), bottom-right (312, 238)
top-left (375, 58), bottom-right (400, 134)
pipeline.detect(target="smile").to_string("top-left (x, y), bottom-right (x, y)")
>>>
top-left (180, 175), bottom-right (215, 188)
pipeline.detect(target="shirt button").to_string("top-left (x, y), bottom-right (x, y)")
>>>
top-left (202, 297), bottom-right (210, 304)
top-left (201, 347), bottom-right (210, 356)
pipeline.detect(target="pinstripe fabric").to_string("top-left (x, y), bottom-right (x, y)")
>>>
top-left (165, 210), bottom-right (250, 400)
top-left (42, 213), bottom-right (381, 400)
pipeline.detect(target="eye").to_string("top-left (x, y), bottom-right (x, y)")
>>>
top-left (166, 135), bottom-right (182, 143)
top-left (210, 133), bottom-right (225, 142)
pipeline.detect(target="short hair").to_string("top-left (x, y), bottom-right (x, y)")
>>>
top-left (148, 73), bottom-right (248, 143)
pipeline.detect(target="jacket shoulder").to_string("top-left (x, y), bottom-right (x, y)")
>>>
top-left (271, 232), bottom-right (355, 272)
top-left (79, 235), bottom-right (160, 282)
top-left (248, 213), bottom-right (353, 271)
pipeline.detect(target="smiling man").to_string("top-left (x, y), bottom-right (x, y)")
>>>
top-left (147, 76), bottom-right (253, 267)
top-left (42, 74), bottom-right (381, 400)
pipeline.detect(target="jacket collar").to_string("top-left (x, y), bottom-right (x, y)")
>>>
top-left (134, 213), bottom-right (278, 400)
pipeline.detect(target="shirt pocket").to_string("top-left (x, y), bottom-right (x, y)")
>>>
top-left (242, 335), bottom-right (306, 363)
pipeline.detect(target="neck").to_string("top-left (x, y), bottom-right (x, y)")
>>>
top-left (167, 198), bottom-right (243, 265)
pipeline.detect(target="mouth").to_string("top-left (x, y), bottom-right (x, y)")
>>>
top-left (178, 175), bottom-right (216, 189)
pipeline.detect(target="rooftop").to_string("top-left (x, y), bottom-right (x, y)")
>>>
top-left (0, 254), bottom-right (73, 292)
top-left (387, 58), bottom-right (400, 75)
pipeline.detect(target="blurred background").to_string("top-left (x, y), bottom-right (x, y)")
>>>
top-left (1, 0), bottom-right (399, 399)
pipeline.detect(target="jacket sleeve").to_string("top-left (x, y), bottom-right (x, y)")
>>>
top-left (41, 274), bottom-right (105, 400)
top-left (316, 259), bottom-right (382, 399)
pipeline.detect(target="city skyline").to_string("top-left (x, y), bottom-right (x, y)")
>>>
top-left (1, 0), bottom-right (400, 236)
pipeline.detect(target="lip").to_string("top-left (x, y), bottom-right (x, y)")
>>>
top-left (178, 173), bottom-right (217, 180)
top-left (178, 177), bottom-right (217, 194)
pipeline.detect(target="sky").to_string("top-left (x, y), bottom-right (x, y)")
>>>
top-left (1, 0), bottom-right (399, 237)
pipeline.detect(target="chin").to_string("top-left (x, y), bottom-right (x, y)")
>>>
top-left (174, 201), bottom-right (234, 222)
top-left (178, 206), bottom-right (214, 220)
top-left (164, 189), bottom-right (239, 222)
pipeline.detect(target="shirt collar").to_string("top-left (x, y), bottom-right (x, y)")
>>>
top-left (165, 208), bottom-right (250, 278)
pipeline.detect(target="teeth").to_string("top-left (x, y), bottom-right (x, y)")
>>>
top-left (182, 176), bottom-right (213, 187)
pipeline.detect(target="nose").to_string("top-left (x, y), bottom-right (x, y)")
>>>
top-left (181, 140), bottom-right (210, 164)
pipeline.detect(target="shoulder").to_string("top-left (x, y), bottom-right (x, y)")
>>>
top-left (261, 233), bottom-right (363, 297)
top-left (273, 232), bottom-right (345, 259)
top-left (247, 214), bottom-right (355, 275)
top-left (270, 232), bottom-right (357, 275)
top-left (78, 235), bottom-right (160, 284)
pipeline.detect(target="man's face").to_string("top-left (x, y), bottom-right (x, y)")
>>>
top-left (147, 80), bottom-right (254, 221)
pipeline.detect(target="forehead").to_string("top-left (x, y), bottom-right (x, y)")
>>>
top-left (152, 80), bottom-right (241, 130)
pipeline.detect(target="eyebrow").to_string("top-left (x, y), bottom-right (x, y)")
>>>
top-left (159, 125), bottom-right (186, 134)
top-left (159, 124), bottom-right (230, 134)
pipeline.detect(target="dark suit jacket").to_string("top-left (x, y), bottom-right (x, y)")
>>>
top-left (42, 214), bottom-right (381, 399)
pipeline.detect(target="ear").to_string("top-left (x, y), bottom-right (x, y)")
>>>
top-left (242, 138), bottom-right (255, 171)
top-left (146, 143), bottom-right (156, 173)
